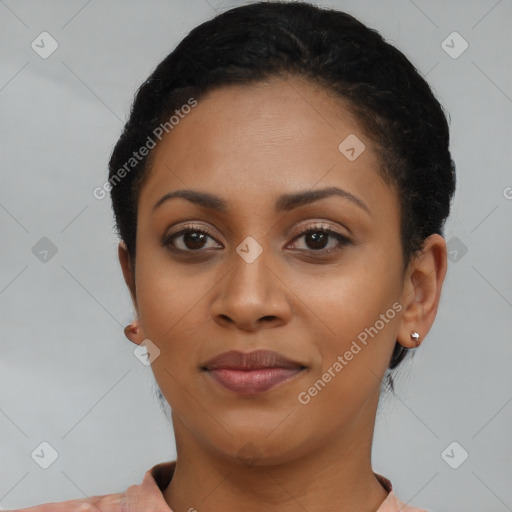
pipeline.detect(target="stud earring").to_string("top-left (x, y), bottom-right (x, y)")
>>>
top-left (410, 331), bottom-right (421, 347)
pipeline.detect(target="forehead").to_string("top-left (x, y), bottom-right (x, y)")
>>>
top-left (138, 76), bottom-right (393, 218)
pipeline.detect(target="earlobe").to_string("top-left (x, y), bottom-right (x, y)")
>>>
top-left (397, 234), bottom-right (448, 348)
top-left (124, 321), bottom-right (146, 345)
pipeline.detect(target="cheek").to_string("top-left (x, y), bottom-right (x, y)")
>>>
top-left (294, 258), bottom-right (401, 390)
top-left (135, 286), bottom-right (184, 364)
top-left (134, 260), bottom-right (215, 385)
top-left (134, 244), bottom-right (204, 331)
top-left (297, 259), bottom-right (397, 331)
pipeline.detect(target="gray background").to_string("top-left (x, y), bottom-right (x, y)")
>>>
top-left (1, 0), bottom-right (511, 510)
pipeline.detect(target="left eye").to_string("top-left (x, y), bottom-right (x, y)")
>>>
top-left (288, 228), bottom-right (351, 253)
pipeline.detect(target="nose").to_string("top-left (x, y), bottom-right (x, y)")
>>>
top-left (210, 247), bottom-right (292, 332)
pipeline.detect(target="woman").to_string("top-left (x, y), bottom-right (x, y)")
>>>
top-left (9, 1), bottom-right (455, 510)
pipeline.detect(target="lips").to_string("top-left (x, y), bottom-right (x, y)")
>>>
top-left (202, 349), bottom-right (304, 371)
top-left (202, 349), bottom-right (306, 394)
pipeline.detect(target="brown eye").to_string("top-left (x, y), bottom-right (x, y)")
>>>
top-left (304, 231), bottom-right (329, 250)
top-left (164, 227), bottom-right (222, 252)
top-left (180, 231), bottom-right (209, 250)
top-left (289, 227), bottom-right (351, 254)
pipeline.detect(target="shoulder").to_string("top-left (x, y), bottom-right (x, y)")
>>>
top-left (1, 492), bottom-right (124, 511)
top-left (3, 460), bottom-right (176, 512)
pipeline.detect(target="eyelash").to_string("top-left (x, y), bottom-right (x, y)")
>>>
top-left (163, 223), bottom-right (351, 255)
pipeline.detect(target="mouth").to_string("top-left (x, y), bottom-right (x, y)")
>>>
top-left (201, 349), bottom-right (307, 395)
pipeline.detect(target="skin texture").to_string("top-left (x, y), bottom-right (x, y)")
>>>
top-left (119, 76), bottom-right (447, 512)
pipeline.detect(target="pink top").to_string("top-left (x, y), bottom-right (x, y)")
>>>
top-left (5, 460), bottom-right (428, 511)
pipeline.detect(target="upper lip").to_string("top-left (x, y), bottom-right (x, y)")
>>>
top-left (202, 349), bottom-right (306, 370)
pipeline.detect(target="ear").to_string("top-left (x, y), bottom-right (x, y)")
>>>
top-left (397, 234), bottom-right (448, 348)
top-left (118, 241), bottom-right (146, 346)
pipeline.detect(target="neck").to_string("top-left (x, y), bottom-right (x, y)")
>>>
top-left (163, 392), bottom-right (389, 512)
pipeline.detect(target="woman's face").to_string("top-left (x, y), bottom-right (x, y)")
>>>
top-left (121, 76), bottom-right (433, 464)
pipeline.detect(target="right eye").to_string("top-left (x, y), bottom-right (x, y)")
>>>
top-left (163, 225), bottom-right (223, 252)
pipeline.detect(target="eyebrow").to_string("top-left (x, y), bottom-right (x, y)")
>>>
top-left (152, 186), bottom-right (371, 215)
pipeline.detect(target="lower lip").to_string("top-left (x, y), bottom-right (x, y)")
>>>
top-left (205, 367), bottom-right (304, 394)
